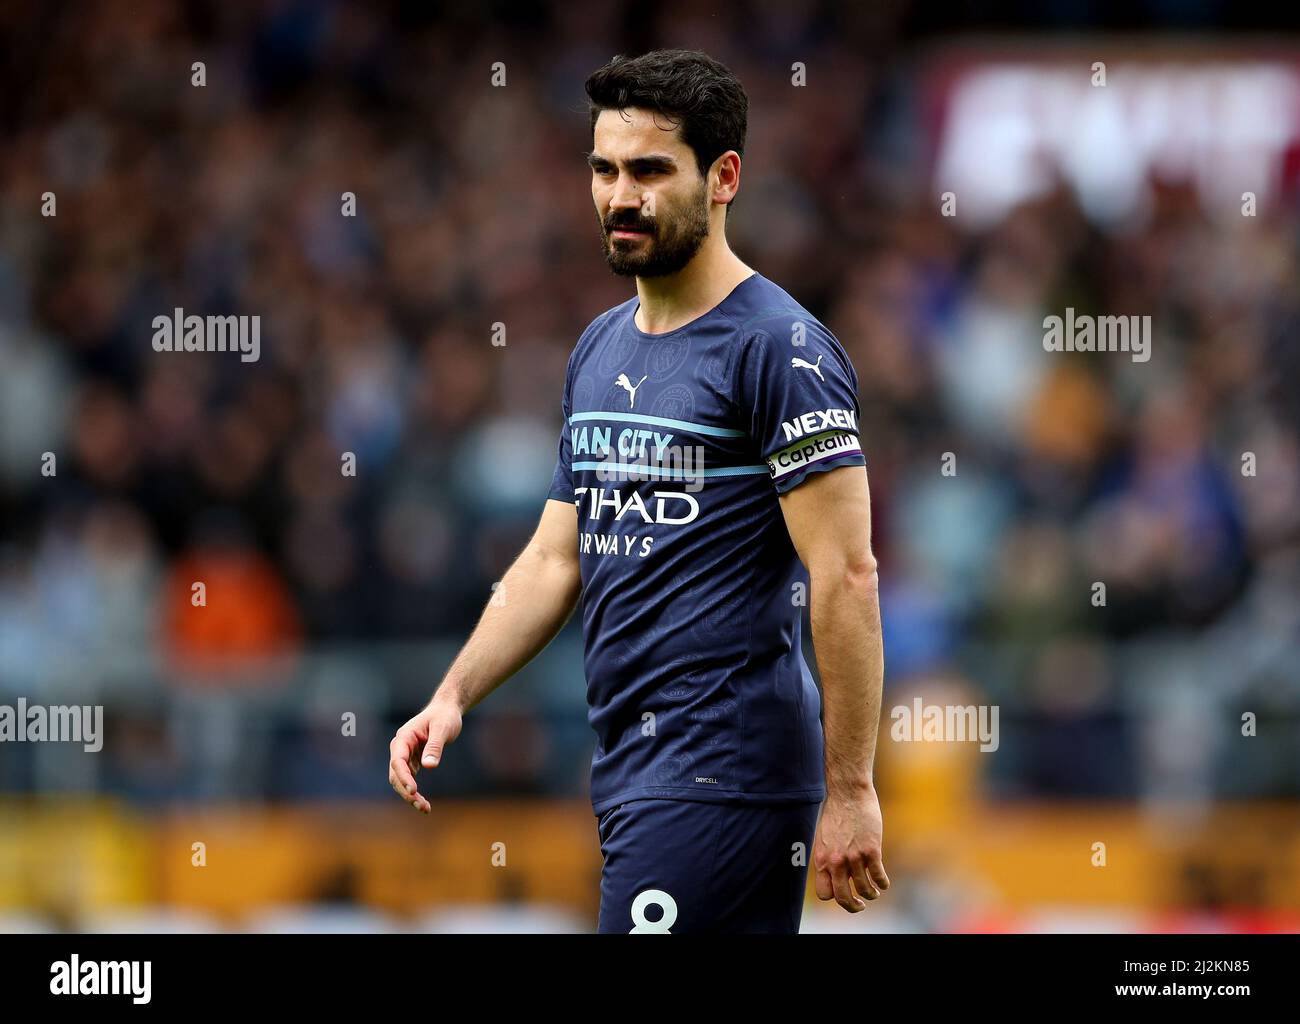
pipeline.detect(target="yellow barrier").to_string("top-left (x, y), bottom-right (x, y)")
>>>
top-left (1, 799), bottom-right (1297, 923)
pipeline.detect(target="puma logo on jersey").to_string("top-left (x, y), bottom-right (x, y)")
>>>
top-left (791, 354), bottom-right (824, 381)
top-left (615, 373), bottom-right (649, 408)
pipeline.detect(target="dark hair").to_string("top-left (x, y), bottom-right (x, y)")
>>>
top-left (585, 49), bottom-right (748, 214)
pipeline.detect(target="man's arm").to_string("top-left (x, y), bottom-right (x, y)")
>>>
top-left (388, 497), bottom-right (581, 813)
top-left (778, 463), bottom-right (890, 911)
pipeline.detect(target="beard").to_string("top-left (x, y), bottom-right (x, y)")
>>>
top-left (599, 183), bottom-right (711, 278)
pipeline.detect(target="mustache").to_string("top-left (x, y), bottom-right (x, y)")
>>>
top-left (605, 217), bottom-right (656, 231)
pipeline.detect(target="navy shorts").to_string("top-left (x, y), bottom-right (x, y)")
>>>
top-left (595, 798), bottom-right (821, 934)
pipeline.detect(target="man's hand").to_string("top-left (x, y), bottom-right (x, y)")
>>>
top-left (812, 783), bottom-right (890, 911)
top-left (388, 696), bottom-right (462, 814)
top-left (384, 498), bottom-right (581, 815)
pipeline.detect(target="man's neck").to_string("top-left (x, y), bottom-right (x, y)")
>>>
top-left (633, 242), bottom-right (755, 335)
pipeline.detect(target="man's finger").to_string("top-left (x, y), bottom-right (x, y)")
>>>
top-left (815, 866), bottom-right (834, 902)
top-left (390, 733), bottom-right (419, 792)
top-left (830, 859), bottom-right (865, 913)
top-left (388, 767), bottom-right (422, 810)
top-left (421, 716), bottom-right (452, 768)
top-left (390, 755), bottom-right (417, 797)
top-left (391, 762), bottom-right (430, 812)
top-left (866, 851), bottom-right (890, 892)
top-left (850, 857), bottom-right (880, 901)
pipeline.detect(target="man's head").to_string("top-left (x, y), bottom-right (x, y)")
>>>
top-left (585, 49), bottom-right (748, 277)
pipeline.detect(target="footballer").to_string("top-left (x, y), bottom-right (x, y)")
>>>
top-left (390, 48), bottom-right (888, 933)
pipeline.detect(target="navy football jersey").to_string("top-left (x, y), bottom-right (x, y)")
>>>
top-left (548, 272), bottom-right (866, 813)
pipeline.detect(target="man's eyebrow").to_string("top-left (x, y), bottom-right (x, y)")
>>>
top-left (586, 152), bottom-right (678, 171)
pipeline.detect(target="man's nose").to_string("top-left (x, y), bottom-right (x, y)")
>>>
top-left (609, 173), bottom-right (643, 212)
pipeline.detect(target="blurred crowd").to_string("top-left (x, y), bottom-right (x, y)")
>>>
top-left (0, 1), bottom-right (1297, 804)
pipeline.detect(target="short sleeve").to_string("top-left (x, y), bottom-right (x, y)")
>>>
top-left (737, 324), bottom-right (865, 493)
top-left (547, 373), bottom-right (573, 502)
